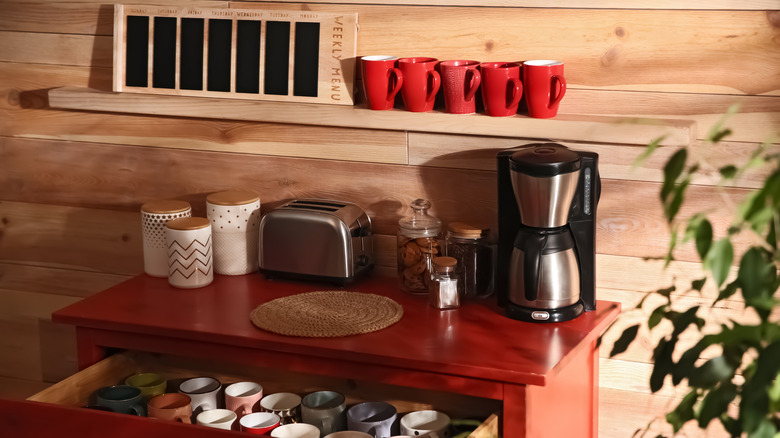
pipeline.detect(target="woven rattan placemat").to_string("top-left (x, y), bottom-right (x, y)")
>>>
top-left (250, 291), bottom-right (404, 337)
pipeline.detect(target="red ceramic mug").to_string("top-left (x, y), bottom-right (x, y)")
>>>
top-left (480, 62), bottom-right (523, 117)
top-left (398, 57), bottom-right (441, 112)
top-left (439, 60), bottom-right (481, 114)
top-left (523, 60), bottom-right (567, 118)
top-left (239, 411), bottom-right (281, 435)
top-left (361, 55), bottom-right (403, 110)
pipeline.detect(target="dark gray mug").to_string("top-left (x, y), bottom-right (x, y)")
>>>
top-left (347, 401), bottom-right (397, 438)
top-left (95, 385), bottom-right (146, 416)
top-left (302, 390), bottom-right (347, 435)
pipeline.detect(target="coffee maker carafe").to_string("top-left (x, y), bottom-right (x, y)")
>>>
top-left (497, 143), bottom-right (600, 322)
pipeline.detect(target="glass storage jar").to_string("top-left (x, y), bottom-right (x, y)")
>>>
top-left (429, 256), bottom-right (459, 310)
top-left (445, 222), bottom-right (494, 299)
top-left (397, 198), bottom-right (442, 294)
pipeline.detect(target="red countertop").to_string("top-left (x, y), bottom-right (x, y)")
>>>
top-left (52, 273), bottom-right (620, 388)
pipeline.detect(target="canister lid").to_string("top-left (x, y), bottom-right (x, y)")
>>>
top-left (432, 256), bottom-right (458, 272)
top-left (448, 222), bottom-right (489, 239)
top-left (206, 189), bottom-right (260, 206)
top-left (141, 200), bottom-right (191, 214)
top-left (165, 217), bottom-right (210, 231)
top-left (510, 143), bottom-right (581, 177)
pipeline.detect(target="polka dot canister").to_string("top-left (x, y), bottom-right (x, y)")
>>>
top-left (141, 200), bottom-right (192, 277)
top-left (206, 190), bottom-right (261, 275)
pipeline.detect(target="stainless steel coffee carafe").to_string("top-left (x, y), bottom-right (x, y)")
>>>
top-left (496, 143), bottom-right (600, 323)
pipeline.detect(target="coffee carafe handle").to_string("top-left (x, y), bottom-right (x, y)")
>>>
top-left (524, 234), bottom-right (547, 302)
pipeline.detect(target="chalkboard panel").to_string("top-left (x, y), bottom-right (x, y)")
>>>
top-left (180, 18), bottom-right (204, 91)
top-left (236, 20), bottom-right (261, 94)
top-left (125, 15), bottom-right (148, 87)
top-left (153, 17), bottom-right (176, 89)
top-left (264, 21), bottom-right (290, 96)
top-left (207, 19), bottom-right (232, 92)
top-left (294, 22), bottom-right (320, 97)
top-left (113, 5), bottom-right (358, 105)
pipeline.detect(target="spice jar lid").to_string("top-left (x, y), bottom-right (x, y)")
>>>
top-left (432, 256), bottom-right (457, 272)
top-left (141, 200), bottom-right (191, 214)
top-left (206, 189), bottom-right (260, 206)
top-left (165, 217), bottom-right (211, 231)
top-left (448, 222), bottom-right (489, 239)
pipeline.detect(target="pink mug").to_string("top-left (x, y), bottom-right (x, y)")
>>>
top-left (361, 55), bottom-right (403, 110)
top-left (398, 57), bottom-right (441, 112)
top-left (439, 60), bottom-right (481, 114)
top-left (225, 381), bottom-right (263, 417)
top-left (523, 60), bottom-right (567, 118)
top-left (480, 62), bottom-right (523, 117)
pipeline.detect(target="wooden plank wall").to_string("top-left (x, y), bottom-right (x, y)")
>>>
top-left (0, 0), bottom-right (778, 436)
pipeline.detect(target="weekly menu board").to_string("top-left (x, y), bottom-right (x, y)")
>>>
top-left (113, 5), bottom-right (358, 105)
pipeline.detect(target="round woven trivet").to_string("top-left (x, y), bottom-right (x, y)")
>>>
top-left (250, 291), bottom-right (404, 337)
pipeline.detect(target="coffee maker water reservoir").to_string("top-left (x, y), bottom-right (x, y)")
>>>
top-left (497, 144), bottom-right (600, 322)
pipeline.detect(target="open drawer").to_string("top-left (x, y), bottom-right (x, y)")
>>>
top-left (27, 351), bottom-right (499, 437)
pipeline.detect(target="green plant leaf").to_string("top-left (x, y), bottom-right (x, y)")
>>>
top-left (689, 356), bottom-right (734, 389)
top-left (661, 148), bottom-right (688, 203)
top-left (666, 389), bottom-right (698, 432)
top-left (610, 324), bottom-right (640, 357)
top-left (740, 342), bottom-right (780, 433)
top-left (649, 304), bottom-right (669, 329)
top-left (738, 248), bottom-right (774, 314)
top-left (704, 238), bottom-right (733, 287)
top-left (720, 165), bottom-right (738, 180)
top-left (694, 219), bottom-right (713, 262)
top-left (747, 420), bottom-right (776, 438)
top-left (664, 178), bottom-right (690, 224)
top-left (633, 136), bottom-right (665, 169)
top-left (696, 381), bottom-right (737, 429)
top-left (705, 103), bottom-right (739, 143)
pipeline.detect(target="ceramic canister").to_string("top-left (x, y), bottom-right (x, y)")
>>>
top-left (206, 190), bottom-right (261, 275)
top-left (141, 200), bottom-right (192, 277)
top-left (165, 217), bottom-right (213, 289)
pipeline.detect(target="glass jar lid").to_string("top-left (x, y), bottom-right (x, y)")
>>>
top-left (398, 198), bottom-right (442, 238)
top-left (447, 222), bottom-right (489, 239)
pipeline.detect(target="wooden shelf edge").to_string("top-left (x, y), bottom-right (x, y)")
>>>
top-left (48, 87), bottom-right (696, 147)
top-left (238, 0), bottom-right (777, 10)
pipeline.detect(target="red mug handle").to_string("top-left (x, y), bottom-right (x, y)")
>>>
top-left (550, 74), bottom-right (566, 107)
top-left (387, 67), bottom-right (404, 101)
top-left (509, 78), bottom-right (523, 109)
top-left (427, 70), bottom-right (441, 104)
top-left (464, 69), bottom-right (481, 101)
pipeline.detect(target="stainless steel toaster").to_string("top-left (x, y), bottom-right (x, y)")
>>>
top-left (258, 199), bottom-right (374, 283)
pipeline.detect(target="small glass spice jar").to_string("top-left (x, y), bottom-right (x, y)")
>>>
top-left (429, 256), bottom-right (460, 310)
top-left (445, 222), bottom-right (494, 299)
top-left (397, 198), bottom-right (442, 294)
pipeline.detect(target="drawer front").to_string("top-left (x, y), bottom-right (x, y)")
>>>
top-left (28, 351), bottom-right (498, 437)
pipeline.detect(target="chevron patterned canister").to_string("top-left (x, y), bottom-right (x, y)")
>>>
top-left (165, 217), bottom-right (213, 288)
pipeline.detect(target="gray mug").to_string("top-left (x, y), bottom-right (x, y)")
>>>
top-left (302, 390), bottom-right (347, 435)
top-left (347, 401), bottom-right (398, 438)
top-left (95, 385), bottom-right (146, 416)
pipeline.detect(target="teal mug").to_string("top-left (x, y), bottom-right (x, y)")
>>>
top-left (95, 385), bottom-right (146, 416)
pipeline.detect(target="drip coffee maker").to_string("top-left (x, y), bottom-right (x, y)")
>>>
top-left (497, 143), bottom-right (600, 322)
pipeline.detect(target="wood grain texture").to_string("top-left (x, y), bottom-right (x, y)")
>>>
top-left (0, 32), bottom-right (112, 68)
top-left (47, 87), bottom-right (696, 146)
top-left (3, 3), bottom-right (778, 95)
top-left (242, 0), bottom-right (778, 9)
top-left (409, 132), bottom-right (779, 189)
top-left (0, 138), bottom-right (759, 264)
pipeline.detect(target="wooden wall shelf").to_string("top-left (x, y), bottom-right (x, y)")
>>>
top-left (48, 87), bottom-right (695, 146)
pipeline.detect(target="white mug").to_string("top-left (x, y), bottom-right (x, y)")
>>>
top-left (325, 432), bottom-right (374, 438)
top-left (400, 410), bottom-right (450, 437)
top-left (271, 423), bottom-right (321, 438)
top-left (178, 376), bottom-right (222, 418)
top-left (197, 408), bottom-right (238, 430)
top-left (261, 392), bottom-right (302, 425)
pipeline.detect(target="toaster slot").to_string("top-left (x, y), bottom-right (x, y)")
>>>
top-left (288, 200), bottom-right (346, 210)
